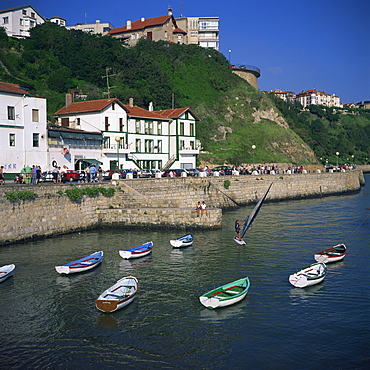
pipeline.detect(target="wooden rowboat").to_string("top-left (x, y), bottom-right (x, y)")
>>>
top-left (314, 244), bottom-right (347, 263)
top-left (170, 234), bottom-right (194, 248)
top-left (119, 242), bottom-right (153, 259)
top-left (55, 251), bottom-right (103, 274)
top-left (289, 262), bottom-right (327, 288)
top-left (95, 276), bottom-right (138, 313)
top-left (0, 264), bottom-right (15, 283)
top-left (199, 277), bottom-right (250, 309)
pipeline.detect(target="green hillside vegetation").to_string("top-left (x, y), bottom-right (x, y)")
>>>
top-left (1, 23), bottom-right (369, 166)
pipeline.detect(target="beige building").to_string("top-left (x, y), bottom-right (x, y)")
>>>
top-left (295, 89), bottom-right (342, 108)
top-left (108, 9), bottom-right (186, 46)
top-left (176, 16), bottom-right (219, 50)
top-left (67, 20), bottom-right (114, 35)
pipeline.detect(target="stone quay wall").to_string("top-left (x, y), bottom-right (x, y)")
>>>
top-left (0, 170), bottom-right (364, 245)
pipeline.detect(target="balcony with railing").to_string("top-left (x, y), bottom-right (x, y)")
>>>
top-left (102, 143), bottom-right (130, 154)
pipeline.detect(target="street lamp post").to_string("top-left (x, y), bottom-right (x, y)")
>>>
top-left (336, 152), bottom-right (339, 167)
top-left (115, 136), bottom-right (121, 171)
top-left (252, 145), bottom-right (256, 168)
top-left (228, 49), bottom-right (232, 63)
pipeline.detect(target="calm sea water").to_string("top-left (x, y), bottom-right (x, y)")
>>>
top-left (1, 175), bottom-right (369, 369)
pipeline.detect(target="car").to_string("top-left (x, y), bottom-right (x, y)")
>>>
top-left (211, 166), bottom-right (233, 175)
top-left (162, 169), bottom-right (188, 177)
top-left (186, 168), bottom-right (200, 177)
top-left (65, 170), bottom-right (80, 182)
top-left (139, 169), bottom-right (155, 178)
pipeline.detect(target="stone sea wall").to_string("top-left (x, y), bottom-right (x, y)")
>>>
top-left (0, 170), bottom-right (365, 245)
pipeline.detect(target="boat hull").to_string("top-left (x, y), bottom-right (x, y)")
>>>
top-left (55, 251), bottom-right (103, 274)
top-left (119, 242), bottom-right (153, 259)
top-left (95, 276), bottom-right (138, 313)
top-left (0, 264), bottom-right (15, 283)
top-left (314, 244), bottom-right (346, 263)
top-left (170, 234), bottom-right (194, 248)
top-left (289, 262), bottom-right (327, 288)
top-left (199, 277), bottom-right (250, 309)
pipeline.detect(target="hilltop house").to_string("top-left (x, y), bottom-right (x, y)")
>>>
top-left (54, 96), bottom-right (200, 170)
top-left (0, 81), bottom-right (48, 173)
top-left (0, 4), bottom-right (45, 38)
top-left (108, 8), bottom-right (187, 46)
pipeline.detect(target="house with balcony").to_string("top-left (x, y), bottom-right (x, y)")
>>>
top-left (54, 96), bottom-right (200, 171)
top-left (0, 4), bottom-right (45, 38)
top-left (0, 81), bottom-right (48, 175)
top-left (108, 9), bottom-right (186, 46)
top-left (295, 89), bottom-right (342, 108)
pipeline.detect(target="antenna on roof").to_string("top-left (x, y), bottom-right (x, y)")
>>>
top-left (84, 10), bottom-right (87, 24)
top-left (102, 67), bottom-right (116, 99)
top-left (180, 2), bottom-right (183, 17)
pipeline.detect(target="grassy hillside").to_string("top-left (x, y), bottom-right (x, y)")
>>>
top-left (1, 23), bottom-right (369, 166)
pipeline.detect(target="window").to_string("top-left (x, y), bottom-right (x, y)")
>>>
top-left (180, 140), bottom-right (185, 149)
top-left (61, 118), bottom-right (69, 127)
top-left (33, 133), bottom-right (39, 147)
top-left (135, 120), bottom-right (141, 133)
top-left (31, 12), bottom-right (35, 18)
top-left (145, 139), bottom-right (154, 153)
top-left (136, 139), bottom-right (141, 152)
top-left (144, 122), bottom-right (149, 134)
top-left (9, 133), bottom-right (15, 147)
top-left (157, 140), bottom-right (162, 153)
top-left (131, 34), bottom-right (136, 40)
top-left (76, 118), bottom-right (80, 125)
top-left (112, 103), bottom-right (115, 110)
top-left (3, 17), bottom-right (8, 24)
top-left (119, 118), bottom-right (124, 132)
top-left (20, 19), bottom-right (23, 26)
top-left (32, 109), bottom-right (39, 122)
top-left (190, 141), bottom-right (194, 149)
top-left (8, 106), bottom-right (15, 120)
top-left (149, 122), bottom-right (153, 134)
top-left (190, 123), bottom-right (194, 136)
top-left (105, 117), bottom-right (109, 131)
top-left (104, 137), bottom-right (110, 149)
top-left (22, 10), bottom-right (27, 15)
top-left (158, 122), bottom-right (162, 135)
top-left (180, 122), bottom-right (184, 135)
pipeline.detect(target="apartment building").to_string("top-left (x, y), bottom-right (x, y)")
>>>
top-left (0, 82), bottom-right (48, 173)
top-left (268, 89), bottom-right (296, 103)
top-left (295, 89), bottom-right (342, 108)
top-left (176, 16), bottom-right (219, 50)
top-left (67, 20), bottom-right (114, 35)
top-left (108, 9), bottom-right (186, 46)
top-left (0, 4), bottom-right (45, 38)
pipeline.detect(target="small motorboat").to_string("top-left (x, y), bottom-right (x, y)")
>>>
top-left (170, 234), bottom-right (194, 248)
top-left (0, 264), bottom-right (15, 283)
top-left (289, 262), bottom-right (327, 288)
top-left (314, 244), bottom-right (347, 263)
top-left (95, 276), bottom-right (138, 313)
top-left (55, 251), bottom-right (103, 274)
top-left (119, 241), bottom-right (153, 259)
top-left (199, 277), bottom-right (250, 309)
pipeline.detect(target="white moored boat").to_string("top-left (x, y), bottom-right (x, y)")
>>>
top-left (314, 244), bottom-right (346, 263)
top-left (0, 264), bottom-right (15, 283)
top-left (289, 262), bottom-right (327, 288)
top-left (170, 234), bottom-right (194, 248)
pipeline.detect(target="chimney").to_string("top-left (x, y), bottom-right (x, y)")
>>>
top-left (141, 17), bottom-right (145, 22)
top-left (66, 93), bottom-right (72, 108)
top-left (149, 102), bottom-right (153, 111)
top-left (127, 20), bottom-right (131, 29)
top-left (129, 98), bottom-right (134, 107)
top-left (168, 8), bottom-right (173, 16)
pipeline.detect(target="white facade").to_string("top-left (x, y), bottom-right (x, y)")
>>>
top-left (295, 89), bottom-right (342, 108)
top-left (54, 98), bottom-right (200, 171)
top-left (48, 16), bottom-right (66, 27)
top-left (0, 82), bottom-right (48, 174)
top-left (0, 5), bottom-right (45, 38)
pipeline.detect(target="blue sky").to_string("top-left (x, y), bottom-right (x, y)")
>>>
top-left (2, 0), bottom-right (369, 104)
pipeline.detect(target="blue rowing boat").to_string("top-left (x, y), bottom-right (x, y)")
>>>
top-left (55, 251), bottom-right (103, 274)
top-left (119, 241), bottom-right (153, 259)
top-left (170, 234), bottom-right (194, 248)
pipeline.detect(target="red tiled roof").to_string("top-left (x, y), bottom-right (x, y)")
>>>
top-left (155, 107), bottom-right (200, 121)
top-left (0, 81), bottom-right (30, 96)
top-left (173, 27), bottom-right (186, 34)
top-left (123, 105), bottom-right (171, 120)
top-left (54, 98), bottom-right (126, 115)
top-left (108, 15), bottom-right (172, 35)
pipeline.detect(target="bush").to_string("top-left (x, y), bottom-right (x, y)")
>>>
top-left (5, 190), bottom-right (38, 202)
top-left (224, 180), bottom-right (231, 188)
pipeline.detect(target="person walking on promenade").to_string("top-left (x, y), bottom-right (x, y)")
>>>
top-left (31, 165), bottom-right (37, 185)
top-left (52, 166), bottom-right (58, 184)
top-left (36, 166), bottom-right (42, 184)
top-left (235, 220), bottom-right (245, 241)
top-left (0, 166), bottom-right (4, 185)
top-left (89, 165), bottom-right (97, 182)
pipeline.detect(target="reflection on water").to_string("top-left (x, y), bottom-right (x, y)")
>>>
top-left (0, 175), bottom-right (369, 369)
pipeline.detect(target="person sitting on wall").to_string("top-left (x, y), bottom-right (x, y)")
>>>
top-left (201, 201), bottom-right (208, 216)
top-left (195, 201), bottom-right (202, 217)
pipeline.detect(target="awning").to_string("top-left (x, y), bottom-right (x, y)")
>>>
top-left (48, 130), bottom-right (103, 140)
top-left (76, 159), bottom-right (103, 165)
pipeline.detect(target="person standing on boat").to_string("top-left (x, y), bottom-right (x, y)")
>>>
top-left (235, 220), bottom-right (245, 241)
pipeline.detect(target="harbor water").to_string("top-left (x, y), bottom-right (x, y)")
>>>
top-left (1, 175), bottom-right (369, 369)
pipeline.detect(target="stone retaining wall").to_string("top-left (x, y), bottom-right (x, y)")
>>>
top-left (0, 170), bottom-right (364, 245)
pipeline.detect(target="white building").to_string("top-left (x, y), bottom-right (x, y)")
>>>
top-left (67, 20), bottom-right (114, 35)
top-left (295, 89), bottom-right (342, 108)
top-left (54, 96), bottom-right (200, 170)
top-left (48, 16), bottom-right (67, 27)
top-left (0, 5), bottom-right (45, 38)
top-left (0, 81), bottom-right (48, 174)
